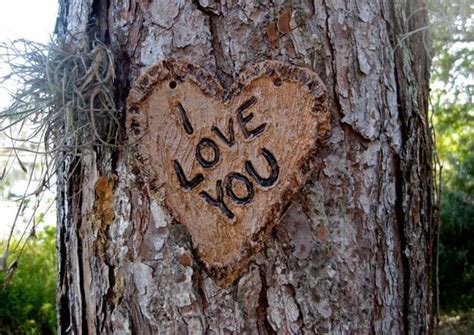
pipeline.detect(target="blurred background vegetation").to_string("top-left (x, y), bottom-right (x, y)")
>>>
top-left (430, 0), bottom-right (473, 332)
top-left (0, 226), bottom-right (56, 334)
top-left (0, 0), bottom-right (472, 334)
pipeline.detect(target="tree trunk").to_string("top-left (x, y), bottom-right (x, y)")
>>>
top-left (56, 0), bottom-right (434, 333)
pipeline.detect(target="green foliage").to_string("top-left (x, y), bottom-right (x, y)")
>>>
top-left (439, 190), bottom-right (474, 312)
top-left (434, 103), bottom-right (474, 191)
top-left (0, 226), bottom-right (57, 334)
top-left (434, 79), bottom-right (474, 314)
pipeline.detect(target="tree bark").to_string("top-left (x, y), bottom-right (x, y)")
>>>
top-left (56, 0), bottom-right (434, 333)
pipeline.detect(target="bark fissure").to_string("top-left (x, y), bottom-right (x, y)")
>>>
top-left (321, 0), bottom-right (339, 121)
top-left (191, 0), bottom-right (234, 87)
top-left (72, 162), bottom-right (89, 334)
top-left (75, 230), bottom-right (88, 335)
top-left (388, 13), bottom-right (412, 330)
top-left (257, 266), bottom-right (275, 334)
top-left (89, 0), bottom-right (110, 42)
top-left (57, 172), bottom-right (72, 334)
top-left (394, 149), bottom-right (410, 334)
top-left (208, 13), bottom-right (234, 88)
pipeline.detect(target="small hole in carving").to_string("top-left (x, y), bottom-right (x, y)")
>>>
top-left (169, 81), bottom-right (177, 89)
top-left (273, 79), bottom-right (282, 87)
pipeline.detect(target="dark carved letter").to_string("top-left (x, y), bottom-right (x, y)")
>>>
top-left (173, 160), bottom-right (204, 191)
top-left (196, 137), bottom-right (220, 169)
top-left (236, 97), bottom-right (267, 139)
top-left (200, 180), bottom-right (235, 219)
top-left (176, 102), bottom-right (194, 135)
top-left (212, 118), bottom-right (235, 147)
top-left (245, 148), bottom-right (279, 187)
top-left (225, 172), bottom-right (255, 205)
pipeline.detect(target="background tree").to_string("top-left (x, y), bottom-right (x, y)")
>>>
top-left (54, 0), bottom-right (434, 333)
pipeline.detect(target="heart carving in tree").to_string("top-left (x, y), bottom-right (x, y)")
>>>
top-left (127, 60), bottom-right (329, 286)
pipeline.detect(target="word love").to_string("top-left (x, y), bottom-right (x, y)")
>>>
top-left (127, 60), bottom-right (329, 285)
top-left (172, 97), bottom-right (279, 220)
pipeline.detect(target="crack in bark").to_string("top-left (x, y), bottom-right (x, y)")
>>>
top-left (390, 18), bottom-right (411, 329)
top-left (72, 162), bottom-right (89, 335)
top-left (192, 0), bottom-right (234, 88)
top-left (394, 131), bottom-right (410, 335)
top-left (321, 0), bottom-right (339, 123)
top-left (307, 0), bottom-right (316, 16)
top-left (257, 266), bottom-right (275, 334)
top-left (208, 13), bottom-right (234, 88)
top-left (57, 173), bottom-right (72, 334)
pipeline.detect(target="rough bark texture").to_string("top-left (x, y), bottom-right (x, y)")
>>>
top-left (56, 0), bottom-right (434, 333)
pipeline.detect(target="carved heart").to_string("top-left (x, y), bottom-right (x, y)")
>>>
top-left (127, 60), bottom-right (329, 286)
